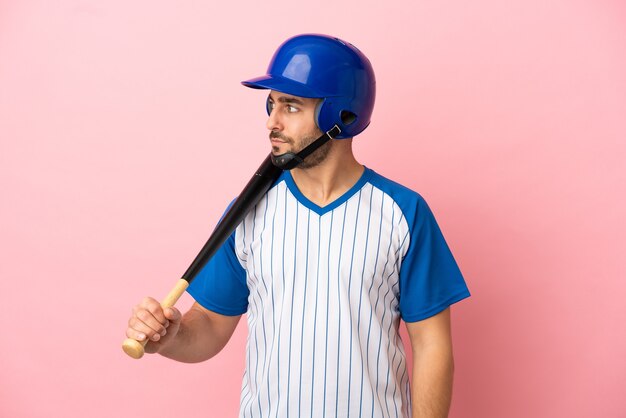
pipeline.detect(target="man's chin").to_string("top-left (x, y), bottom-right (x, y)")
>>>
top-left (271, 145), bottom-right (293, 155)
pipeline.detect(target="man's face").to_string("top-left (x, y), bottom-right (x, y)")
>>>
top-left (266, 91), bottom-right (331, 169)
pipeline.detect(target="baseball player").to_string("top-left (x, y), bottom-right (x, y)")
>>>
top-left (125, 34), bottom-right (470, 418)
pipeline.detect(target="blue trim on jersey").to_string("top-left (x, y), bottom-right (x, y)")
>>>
top-left (283, 167), bottom-right (372, 215)
top-left (366, 169), bottom-right (471, 322)
top-left (188, 168), bottom-right (470, 323)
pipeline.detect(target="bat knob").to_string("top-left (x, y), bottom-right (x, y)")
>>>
top-left (122, 338), bottom-right (146, 359)
top-left (121, 279), bottom-right (189, 360)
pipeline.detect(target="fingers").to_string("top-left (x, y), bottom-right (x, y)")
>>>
top-left (140, 297), bottom-right (168, 324)
top-left (127, 297), bottom-right (170, 342)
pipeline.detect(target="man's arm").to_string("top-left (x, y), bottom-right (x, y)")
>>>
top-left (406, 308), bottom-right (455, 418)
top-left (126, 298), bottom-right (241, 363)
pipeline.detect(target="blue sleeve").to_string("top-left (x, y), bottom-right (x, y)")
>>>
top-left (186, 203), bottom-right (249, 316)
top-left (398, 197), bottom-right (470, 322)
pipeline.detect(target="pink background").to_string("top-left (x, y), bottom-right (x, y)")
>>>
top-left (1, 1), bottom-right (624, 417)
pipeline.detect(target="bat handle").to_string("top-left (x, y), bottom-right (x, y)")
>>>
top-left (122, 278), bottom-right (189, 359)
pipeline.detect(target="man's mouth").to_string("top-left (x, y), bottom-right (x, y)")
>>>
top-left (269, 133), bottom-right (290, 145)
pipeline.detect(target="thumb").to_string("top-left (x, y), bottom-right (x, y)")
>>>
top-left (164, 307), bottom-right (182, 323)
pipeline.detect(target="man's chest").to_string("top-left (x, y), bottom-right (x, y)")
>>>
top-left (234, 183), bottom-right (410, 315)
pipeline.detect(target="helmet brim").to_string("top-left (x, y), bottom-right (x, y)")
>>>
top-left (242, 75), bottom-right (338, 99)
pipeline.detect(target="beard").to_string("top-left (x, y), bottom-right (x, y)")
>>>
top-left (270, 129), bottom-right (332, 169)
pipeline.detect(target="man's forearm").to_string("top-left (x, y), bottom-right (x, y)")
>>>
top-left (155, 307), bottom-right (238, 363)
top-left (411, 343), bottom-right (455, 418)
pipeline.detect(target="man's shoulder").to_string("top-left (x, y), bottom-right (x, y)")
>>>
top-left (365, 167), bottom-right (425, 208)
top-left (364, 168), bottom-right (434, 231)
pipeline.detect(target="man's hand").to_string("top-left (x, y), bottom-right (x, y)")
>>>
top-left (126, 297), bottom-right (183, 354)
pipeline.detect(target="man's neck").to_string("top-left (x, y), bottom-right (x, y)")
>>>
top-left (290, 139), bottom-right (364, 208)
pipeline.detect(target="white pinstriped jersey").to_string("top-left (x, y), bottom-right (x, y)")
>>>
top-left (188, 167), bottom-right (470, 418)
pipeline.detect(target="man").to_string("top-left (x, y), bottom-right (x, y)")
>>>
top-left (125, 34), bottom-right (470, 418)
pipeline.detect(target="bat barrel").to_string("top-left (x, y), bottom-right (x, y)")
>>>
top-left (181, 154), bottom-right (281, 282)
top-left (123, 154), bottom-right (282, 359)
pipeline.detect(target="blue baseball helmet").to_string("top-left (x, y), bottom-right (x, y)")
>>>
top-left (242, 34), bottom-right (376, 139)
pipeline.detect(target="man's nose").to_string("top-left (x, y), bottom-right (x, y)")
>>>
top-left (266, 108), bottom-right (283, 132)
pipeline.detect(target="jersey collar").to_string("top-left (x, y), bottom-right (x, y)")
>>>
top-left (283, 167), bottom-right (372, 216)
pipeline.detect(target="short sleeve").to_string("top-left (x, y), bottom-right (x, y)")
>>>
top-left (398, 197), bottom-right (470, 322)
top-left (186, 204), bottom-right (249, 316)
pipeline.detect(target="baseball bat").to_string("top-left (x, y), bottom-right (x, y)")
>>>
top-left (122, 154), bottom-right (282, 359)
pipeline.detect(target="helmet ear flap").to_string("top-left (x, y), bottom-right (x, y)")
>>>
top-left (265, 96), bottom-right (272, 116)
top-left (316, 99), bottom-right (359, 139)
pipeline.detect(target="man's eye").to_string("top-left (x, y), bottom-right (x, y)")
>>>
top-left (287, 105), bottom-right (298, 113)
